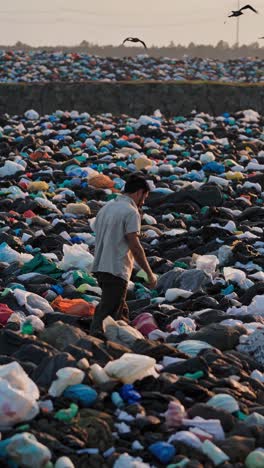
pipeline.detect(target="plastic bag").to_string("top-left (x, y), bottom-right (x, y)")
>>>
top-left (0, 160), bottom-right (25, 177)
top-left (25, 109), bottom-right (39, 120)
top-left (0, 362), bottom-right (39, 400)
top-left (104, 353), bottom-right (157, 384)
top-left (248, 295), bottom-right (264, 315)
top-left (113, 453), bottom-right (149, 468)
top-left (49, 367), bottom-right (85, 397)
top-left (169, 316), bottom-right (196, 335)
top-left (149, 442), bottom-right (176, 464)
top-left (6, 433), bottom-right (51, 468)
top-left (89, 174), bottom-right (115, 189)
top-left (132, 313), bottom-right (159, 337)
top-left (165, 288), bottom-right (192, 302)
top-left (63, 384), bottom-right (97, 407)
top-left (245, 449), bottom-right (264, 468)
top-left (89, 364), bottom-right (113, 385)
top-left (55, 457), bottom-right (75, 468)
top-left (224, 267), bottom-right (253, 289)
top-left (28, 181), bottom-right (49, 192)
top-left (218, 245), bottom-right (233, 266)
top-left (14, 288), bottom-right (54, 317)
top-left (135, 157), bottom-right (152, 171)
top-left (103, 316), bottom-right (144, 347)
top-left (165, 400), bottom-right (186, 428)
top-left (35, 197), bottom-right (62, 214)
top-left (65, 203), bottom-right (91, 215)
top-left (202, 440), bottom-right (230, 465)
top-left (0, 304), bottom-right (14, 325)
top-left (51, 295), bottom-right (95, 317)
top-left (0, 242), bottom-right (33, 264)
top-left (0, 363), bottom-right (39, 429)
top-left (207, 394), bottom-right (239, 413)
top-left (60, 244), bottom-right (94, 272)
top-left (177, 340), bottom-right (212, 357)
top-left (194, 254), bottom-right (219, 276)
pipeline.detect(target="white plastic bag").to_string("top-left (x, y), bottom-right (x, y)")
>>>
top-left (0, 363), bottom-right (39, 429)
top-left (55, 457), bottom-right (75, 468)
top-left (113, 453), bottom-right (149, 468)
top-left (60, 244), bottom-right (94, 272)
top-left (195, 255), bottom-right (219, 276)
top-left (224, 267), bottom-right (253, 289)
top-left (165, 288), bottom-right (192, 302)
top-left (104, 353), bottom-right (157, 384)
top-left (14, 289), bottom-right (54, 317)
top-left (25, 109), bottom-right (40, 120)
top-left (25, 316), bottom-right (45, 332)
top-left (48, 367), bottom-right (85, 397)
top-left (0, 160), bottom-right (25, 177)
top-left (248, 294), bottom-right (264, 315)
top-left (0, 242), bottom-right (33, 264)
top-left (103, 316), bottom-right (144, 347)
top-left (169, 317), bottom-right (196, 335)
top-left (0, 362), bottom-right (39, 400)
top-left (35, 197), bottom-right (62, 214)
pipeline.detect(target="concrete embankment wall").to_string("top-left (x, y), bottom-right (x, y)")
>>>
top-left (1, 81), bottom-right (264, 116)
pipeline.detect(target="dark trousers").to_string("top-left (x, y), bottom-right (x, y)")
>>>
top-left (90, 272), bottom-right (129, 334)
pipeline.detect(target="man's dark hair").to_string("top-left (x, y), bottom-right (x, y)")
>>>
top-left (124, 173), bottom-right (150, 194)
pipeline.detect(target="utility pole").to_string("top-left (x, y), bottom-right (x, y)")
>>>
top-left (236, 0), bottom-right (240, 47)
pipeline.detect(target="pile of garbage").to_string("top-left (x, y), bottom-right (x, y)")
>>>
top-left (1, 108), bottom-right (264, 466)
top-left (0, 50), bottom-right (263, 83)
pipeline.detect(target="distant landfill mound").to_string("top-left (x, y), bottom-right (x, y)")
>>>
top-left (2, 40), bottom-right (264, 59)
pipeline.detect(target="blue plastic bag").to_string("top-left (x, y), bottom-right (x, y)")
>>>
top-left (149, 442), bottom-right (176, 464)
top-left (63, 384), bottom-right (97, 407)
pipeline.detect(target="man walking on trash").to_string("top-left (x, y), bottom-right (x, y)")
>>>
top-left (90, 173), bottom-right (157, 335)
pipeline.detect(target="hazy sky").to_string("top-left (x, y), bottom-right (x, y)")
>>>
top-left (0, 0), bottom-right (263, 47)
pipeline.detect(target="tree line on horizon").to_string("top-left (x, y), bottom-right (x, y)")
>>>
top-left (2, 40), bottom-right (264, 60)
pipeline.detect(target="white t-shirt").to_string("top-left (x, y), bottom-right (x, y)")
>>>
top-left (92, 195), bottom-right (140, 281)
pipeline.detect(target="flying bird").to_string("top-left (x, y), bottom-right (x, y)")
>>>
top-left (122, 37), bottom-right (147, 49)
top-left (228, 4), bottom-right (258, 18)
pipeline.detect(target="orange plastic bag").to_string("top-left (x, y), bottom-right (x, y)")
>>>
top-left (51, 296), bottom-right (95, 317)
top-left (88, 174), bottom-right (115, 190)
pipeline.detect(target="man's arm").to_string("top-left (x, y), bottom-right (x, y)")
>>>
top-left (126, 232), bottom-right (157, 289)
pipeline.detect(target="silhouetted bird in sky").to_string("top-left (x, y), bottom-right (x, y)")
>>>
top-left (122, 37), bottom-right (147, 49)
top-left (228, 4), bottom-right (258, 18)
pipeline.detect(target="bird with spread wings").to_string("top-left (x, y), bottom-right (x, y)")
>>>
top-left (228, 4), bottom-right (258, 18)
top-left (122, 37), bottom-right (147, 49)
